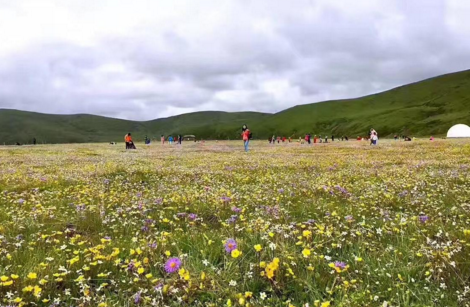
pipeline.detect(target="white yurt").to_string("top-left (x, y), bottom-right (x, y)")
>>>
top-left (447, 124), bottom-right (470, 138)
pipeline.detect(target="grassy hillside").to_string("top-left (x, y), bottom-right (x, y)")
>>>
top-left (0, 110), bottom-right (269, 144)
top-left (1, 69), bottom-right (469, 144)
top-left (253, 69), bottom-right (470, 138)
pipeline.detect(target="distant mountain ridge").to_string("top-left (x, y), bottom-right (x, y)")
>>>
top-left (1, 69), bottom-right (470, 144)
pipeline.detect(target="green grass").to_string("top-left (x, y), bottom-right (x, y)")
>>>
top-left (0, 140), bottom-right (469, 306)
top-left (1, 69), bottom-right (470, 145)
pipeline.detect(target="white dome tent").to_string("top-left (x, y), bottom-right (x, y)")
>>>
top-left (447, 124), bottom-right (470, 138)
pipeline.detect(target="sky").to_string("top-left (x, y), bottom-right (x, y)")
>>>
top-left (0, 0), bottom-right (469, 120)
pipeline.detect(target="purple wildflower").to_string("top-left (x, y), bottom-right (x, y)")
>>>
top-left (18, 198), bottom-right (25, 204)
top-left (189, 213), bottom-right (198, 220)
top-left (127, 262), bottom-right (136, 272)
top-left (231, 206), bottom-right (242, 213)
top-left (224, 238), bottom-right (237, 253)
top-left (164, 257), bottom-right (181, 273)
top-left (334, 261), bottom-right (347, 269)
top-left (419, 215), bottom-right (429, 223)
top-left (227, 215), bottom-right (238, 224)
top-left (345, 215), bottom-right (354, 222)
top-left (134, 291), bottom-right (142, 304)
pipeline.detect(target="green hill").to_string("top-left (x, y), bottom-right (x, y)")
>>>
top-left (1, 69), bottom-right (469, 144)
top-left (0, 110), bottom-right (269, 144)
top-left (252, 69), bottom-right (470, 138)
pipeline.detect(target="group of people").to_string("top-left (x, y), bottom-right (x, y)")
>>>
top-left (160, 135), bottom-right (182, 145)
top-left (268, 134), bottom-right (350, 145)
top-left (300, 134), bottom-right (349, 144)
top-left (123, 133), bottom-right (187, 149)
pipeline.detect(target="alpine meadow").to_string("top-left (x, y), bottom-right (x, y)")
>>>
top-left (1, 69), bottom-right (470, 145)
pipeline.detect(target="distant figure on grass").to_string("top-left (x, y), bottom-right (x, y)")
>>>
top-left (124, 133), bottom-right (130, 149)
top-left (161, 135), bottom-right (165, 145)
top-left (345, 136), bottom-right (349, 141)
top-left (33, 138), bottom-right (37, 145)
top-left (277, 136), bottom-right (281, 144)
top-left (371, 132), bottom-right (378, 145)
top-left (332, 135), bottom-right (335, 142)
top-left (430, 136), bottom-right (434, 141)
top-left (125, 133), bottom-right (136, 149)
top-left (314, 135), bottom-right (318, 143)
top-left (178, 135), bottom-right (182, 145)
top-left (272, 135), bottom-right (276, 144)
top-left (282, 137), bottom-right (286, 142)
top-left (241, 124), bottom-right (251, 152)
top-left (168, 136), bottom-right (174, 144)
top-left (369, 128), bottom-right (378, 145)
top-left (324, 135), bottom-right (328, 143)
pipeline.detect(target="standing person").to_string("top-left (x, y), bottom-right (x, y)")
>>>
top-left (161, 135), bottom-right (165, 145)
top-left (324, 135), bottom-right (328, 143)
top-left (33, 138), bottom-right (37, 145)
top-left (178, 135), bottom-right (182, 145)
top-left (332, 135), bottom-right (335, 142)
top-left (370, 128), bottom-right (378, 145)
top-left (272, 135), bottom-right (276, 144)
top-left (314, 135), bottom-right (318, 144)
top-left (169, 136), bottom-right (174, 145)
top-left (241, 124), bottom-right (250, 152)
top-left (124, 133), bottom-right (130, 149)
top-left (277, 136), bottom-right (281, 144)
top-left (371, 132), bottom-right (378, 145)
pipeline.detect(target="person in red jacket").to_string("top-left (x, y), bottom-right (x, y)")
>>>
top-left (241, 124), bottom-right (251, 152)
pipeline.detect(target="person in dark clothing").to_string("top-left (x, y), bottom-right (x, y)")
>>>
top-left (33, 138), bottom-right (37, 145)
top-left (332, 135), bottom-right (335, 142)
top-left (178, 135), bottom-right (182, 144)
top-left (345, 136), bottom-right (349, 141)
top-left (324, 136), bottom-right (328, 143)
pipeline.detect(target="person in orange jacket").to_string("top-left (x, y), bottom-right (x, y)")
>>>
top-left (125, 133), bottom-right (136, 149)
top-left (124, 133), bottom-right (130, 149)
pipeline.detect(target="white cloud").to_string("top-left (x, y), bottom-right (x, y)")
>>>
top-left (0, 0), bottom-right (469, 120)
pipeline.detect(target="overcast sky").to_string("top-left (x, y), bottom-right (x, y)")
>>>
top-left (0, 0), bottom-right (469, 120)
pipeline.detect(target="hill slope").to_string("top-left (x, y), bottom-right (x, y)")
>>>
top-left (253, 69), bottom-right (470, 138)
top-left (1, 69), bottom-right (469, 144)
top-left (0, 110), bottom-right (269, 144)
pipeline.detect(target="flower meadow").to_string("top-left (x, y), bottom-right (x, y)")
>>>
top-left (1, 140), bottom-right (470, 307)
